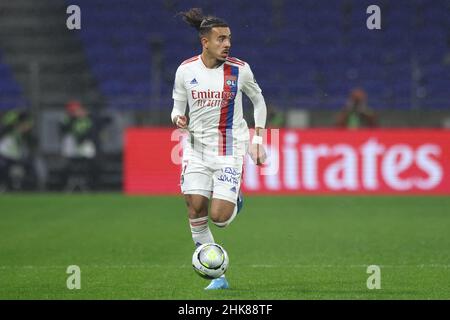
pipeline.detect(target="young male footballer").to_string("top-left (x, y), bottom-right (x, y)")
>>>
top-left (171, 8), bottom-right (267, 290)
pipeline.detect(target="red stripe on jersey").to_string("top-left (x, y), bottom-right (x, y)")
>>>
top-left (226, 61), bottom-right (244, 67)
top-left (183, 56), bottom-right (199, 63)
top-left (227, 57), bottom-right (244, 63)
top-left (181, 56), bottom-right (199, 65)
top-left (218, 64), bottom-right (232, 156)
top-left (226, 57), bottom-right (245, 66)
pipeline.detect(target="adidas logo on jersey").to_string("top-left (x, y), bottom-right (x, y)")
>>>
top-left (190, 78), bottom-right (198, 85)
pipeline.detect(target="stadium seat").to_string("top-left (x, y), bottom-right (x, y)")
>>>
top-left (63, 0), bottom-right (450, 111)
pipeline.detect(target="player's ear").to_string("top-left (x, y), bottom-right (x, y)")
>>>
top-left (200, 36), bottom-right (208, 48)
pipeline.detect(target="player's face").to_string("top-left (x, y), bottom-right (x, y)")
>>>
top-left (205, 27), bottom-right (231, 61)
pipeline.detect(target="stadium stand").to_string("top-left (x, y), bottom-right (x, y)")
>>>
top-left (0, 0), bottom-right (449, 112)
top-left (0, 0), bottom-right (101, 109)
top-left (68, 0), bottom-right (450, 111)
top-left (0, 52), bottom-right (24, 110)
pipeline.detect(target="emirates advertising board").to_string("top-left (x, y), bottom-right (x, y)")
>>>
top-left (124, 128), bottom-right (450, 195)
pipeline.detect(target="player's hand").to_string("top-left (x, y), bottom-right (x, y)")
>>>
top-left (174, 115), bottom-right (188, 129)
top-left (249, 143), bottom-right (267, 166)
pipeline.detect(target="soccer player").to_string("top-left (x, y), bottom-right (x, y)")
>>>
top-left (171, 8), bottom-right (267, 290)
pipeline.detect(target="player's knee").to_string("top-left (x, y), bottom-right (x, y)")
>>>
top-left (186, 203), bottom-right (207, 219)
top-left (211, 218), bottom-right (230, 228)
top-left (185, 195), bottom-right (208, 219)
top-left (210, 207), bottom-right (235, 228)
top-left (187, 205), bottom-right (207, 219)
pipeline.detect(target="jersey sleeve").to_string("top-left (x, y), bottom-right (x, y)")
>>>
top-left (172, 66), bottom-right (187, 101)
top-left (241, 64), bottom-right (262, 98)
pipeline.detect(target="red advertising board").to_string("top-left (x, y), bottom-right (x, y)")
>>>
top-left (124, 128), bottom-right (450, 195)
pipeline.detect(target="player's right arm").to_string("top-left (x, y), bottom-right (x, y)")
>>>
top-left (171, 100), bottom-right (188, 129)
top-left (171, 66), bottom-right (188, 129)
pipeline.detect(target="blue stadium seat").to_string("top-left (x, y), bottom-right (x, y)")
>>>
top-left (65, 0), bottom-right (450, 111)
top-left (0, 52), bottom-right (23, 109)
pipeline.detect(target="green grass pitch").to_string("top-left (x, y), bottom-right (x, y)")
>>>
top-left (0, 194), bottom-right (449, 299)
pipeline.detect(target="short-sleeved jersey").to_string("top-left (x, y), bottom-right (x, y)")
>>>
top-left (172, 55), bottom-right (262, 158)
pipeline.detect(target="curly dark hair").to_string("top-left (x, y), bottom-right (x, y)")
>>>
top-left (178, 8), bottom-right (228, 39)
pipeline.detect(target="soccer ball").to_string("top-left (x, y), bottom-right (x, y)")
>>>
top-left (192, 243), bottom-right (229, 279)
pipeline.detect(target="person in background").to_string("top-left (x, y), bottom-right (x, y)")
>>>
top-left (266, 104), bottom-right (285, 128)
top-left (0, 109), bottom-right (35, 191)
top-left (336, 88), bottom-right (377, 128)
top-left (60, 100), bottom-right (97, 191)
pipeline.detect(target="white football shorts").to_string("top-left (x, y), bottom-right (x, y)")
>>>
top-left (180, 154), bottom-right (244, 204)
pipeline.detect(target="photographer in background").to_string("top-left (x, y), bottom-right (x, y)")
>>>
top-left (0, 109), bottom-right (36, 191)
top-left (336, 88), bottom-right (377, 129)
top-left (60, 100), bottom-right (97, 191)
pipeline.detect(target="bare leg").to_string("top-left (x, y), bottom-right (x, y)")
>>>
top-left (210, 198), bottom-right (237, 228)
top-left (184, 194), bottom-right (209, 219)
top-left (184, 194), bottom-right (214, 246)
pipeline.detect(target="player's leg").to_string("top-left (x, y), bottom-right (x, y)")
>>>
top-left (202, 158), bottom-right (244, 290)
top-left (180, 157), bottom-right (215, 247)
top-left (184, 193), bottom-right (214, 247)
top-left (204, 195), bottom-right (236, 290)
top-left (182, 170), bottom-right (229, 290)
top-left (209, 158), bottom-right (244, 228)
top-left (209, 198), bottom-right (237, 228)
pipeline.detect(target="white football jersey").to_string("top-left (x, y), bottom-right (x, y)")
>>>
top-left (172, 55), bottom-right (262, 158)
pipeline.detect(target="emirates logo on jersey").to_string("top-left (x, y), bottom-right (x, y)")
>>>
top-left (191, 90), bottom-right (235, 100)
top-left (191, 89), bottom-right (236, 108)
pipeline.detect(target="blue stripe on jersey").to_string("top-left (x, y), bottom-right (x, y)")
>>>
top-left (225, 65), bottom-right (239, 155)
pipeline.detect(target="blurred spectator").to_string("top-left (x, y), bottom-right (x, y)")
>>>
top-left (0, 109), bottom-right (36, 191)
top-left (59, 100), bottom-right (97, 191)
top-left (336, 88), bottom-right (377, 128)
top-left (266, 104), bottom-right (285, 128)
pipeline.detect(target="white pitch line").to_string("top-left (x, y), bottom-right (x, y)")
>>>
top-left (0, 264), bottom-right (449, 269)
top-left (250, 264), bottom-right (450, 268)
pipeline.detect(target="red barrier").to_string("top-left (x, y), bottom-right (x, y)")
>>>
top-left (124, 128), bottom-right (450, 195)
top-left (124, 128), bottom-right (181, 194)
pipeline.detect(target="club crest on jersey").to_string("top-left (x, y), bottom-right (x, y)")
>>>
top-left (225, 75), bottom-right (237, 87)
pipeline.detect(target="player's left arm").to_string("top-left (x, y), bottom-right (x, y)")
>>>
top-left (241, 64), bottom-right (267, 166)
